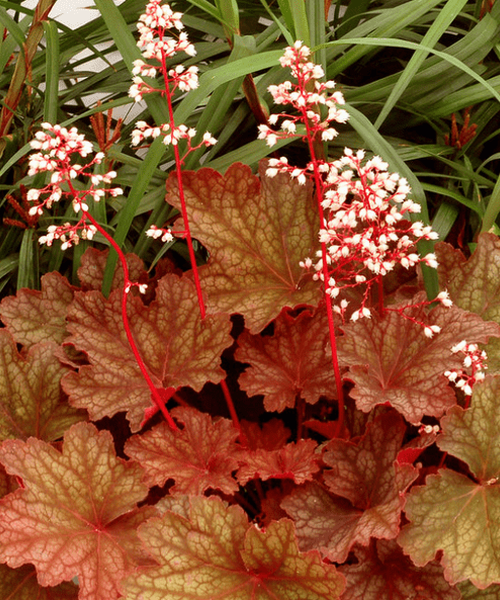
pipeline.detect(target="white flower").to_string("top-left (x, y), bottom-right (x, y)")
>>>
top-left (436, 290), bottom-right (453, 307)
top-left (424, 325), bottom-right (441, 338)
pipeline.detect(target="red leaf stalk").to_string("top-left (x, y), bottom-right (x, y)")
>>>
top-left (220, 378), bottom-right (246, 446)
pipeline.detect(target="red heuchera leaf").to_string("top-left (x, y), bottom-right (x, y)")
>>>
top-left (338, 540), bottom-right (460, 600)
top-left (0, 564), bottom-right (78, 599)
top-left (122, 495), bottom-right (345, 599)
top-left (282, 412), bottom-right (416, 563)
top-left (436, 233), bottom-right (500, 319)
top-left (124, 406), bottom-right (241, 495)
top-left (166, 162), bottom-right (322, 333)
top-left (236, 439), bottom-right (320, 485)
top-left (337, 301), bottom-right (500, 423)
top-left (62, 274), bottom-right (232, 431)
top-left (0, 331), bottom-right (84, 442)
top-left (436, 233), bottom-right (500, 371)
top-left (399, 374), bottom-right (500, 588)
top-left (0, 422), bottom-right (155, 600)
top-left (240, 418), bottom-right (291, 450)
top-left (235, 309), bottom-right (337, 412)
top-left (77, 247), bottom-right (147, 291)
top-left (0, 272), bottom-right (75, 347)
top-left (396, 426), bottom-right (438, 465)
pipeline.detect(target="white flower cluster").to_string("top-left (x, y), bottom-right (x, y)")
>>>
top-left (263, 42), bottom-right (449, 335)
top-left (128, 2), bottom-right (216, 155)
top-left (258, 41), bottom-right (349, 146)
top-left (26, 123), bottom-right (123, 250)
top-left (146, 224), bottom-right (174, 243)
top-left (292, 148), bottom-right (439, 317)
top-left (444, 340), bottom-right (487, 396)
top-left (38, 222), bottom-right (98, 250)
top-left (131, 121), bottom-right (216, 149)
top-left (136, 1), bottom-right (195, 60)
top-left (129, 1), bottom-right (197, 103)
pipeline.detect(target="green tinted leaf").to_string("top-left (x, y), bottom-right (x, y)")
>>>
top-left (166, 162), bottom-right (322, 333)
top-left (0, 272), bottom-right (75, 348)
top-left (436, 233), bottom-right (500, 372)
top-left (0, 331), bottom-right (84, 442)
top-left (0, 423), bottom-right (154, 600)
top-left (235, 309), bottom-right (337, 412)
top-left (339, 540), bottom-right (460, 600)
top-left (338, 300), bottom-right (500, 423)
top-left (125, 406), bottom-right (241, 495)
top-left (399, 375), bottom-right (500, 587)
top-left (236, 439), bottom-right (319, 485)
top-left (123, 495), bottom-right (345, 599)
top-left (63, 274), bottom-right (232, 431)
top-left (282, 412), bottom-right (415, 562)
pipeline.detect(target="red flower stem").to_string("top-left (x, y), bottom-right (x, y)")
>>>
top-left (160, 46), bottom-right (205, 319)
top-left (298, 72), bottom-right (345, 437)
top-left (82, 208), bottom-right (178, 430)
top-left (220, 378), bottom-right (246, 446)
top-left (377, 274), bottom-right (385, 315)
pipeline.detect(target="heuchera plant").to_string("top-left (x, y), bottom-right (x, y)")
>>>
top-left (1, 2), bottom-right (500, 599)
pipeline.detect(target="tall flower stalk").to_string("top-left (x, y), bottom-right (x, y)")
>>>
top-left (259, 42), bottom-right (450, 434)
top-left (26, 123), bottom-right (178, 430)
top-left (129, 0), bottom-right (216, 319)
top-left (26, 2), bottom-right (221, 431)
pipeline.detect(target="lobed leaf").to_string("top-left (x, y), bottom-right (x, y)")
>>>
top-left (122, 495), bottom-right (345, 599)
top-left (338, 540), bottom-right (460, 600)
top-left (125, 406), bottom-right (241, 495)
top-left (399, 375), bottom-right (500, 587)
top-left (0, 272), bottom-right (75, 348)
top-left (236, 439), bottom-right (320, 485)
top-left (240, 418), bottom-right (291, 451)
top-left (337, 301), bottom-right (500, 423)
top-left (63, 274), bottom-right (233, 431)
top-left (282, 412), bottom-right (416, 562)
top-left (436, 233), bottom-right (500, 372)
top-left (235, 308), bottom-right (337, 412)
top-left (0, 422), bottom-right (154, 600)
top-left (77, 247), bottom-right (147, 292)
top-left (166, 161), bottom-right (322, 333)
top-left (0, 330), bottom-right (84, 442)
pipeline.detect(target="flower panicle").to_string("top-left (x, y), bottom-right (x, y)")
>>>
top-left (257, 41), bottom-right (348, 148)
top-left (128, 2), bottom-right (216, 251)
top-left (444, 341), bottom-right (488, 397)
top-left (265, 42), bottom-right (448, 337)
top-left (26, 123), bottom-right (123, 250)
top-left (128, 1), bottom-right (197, 103)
